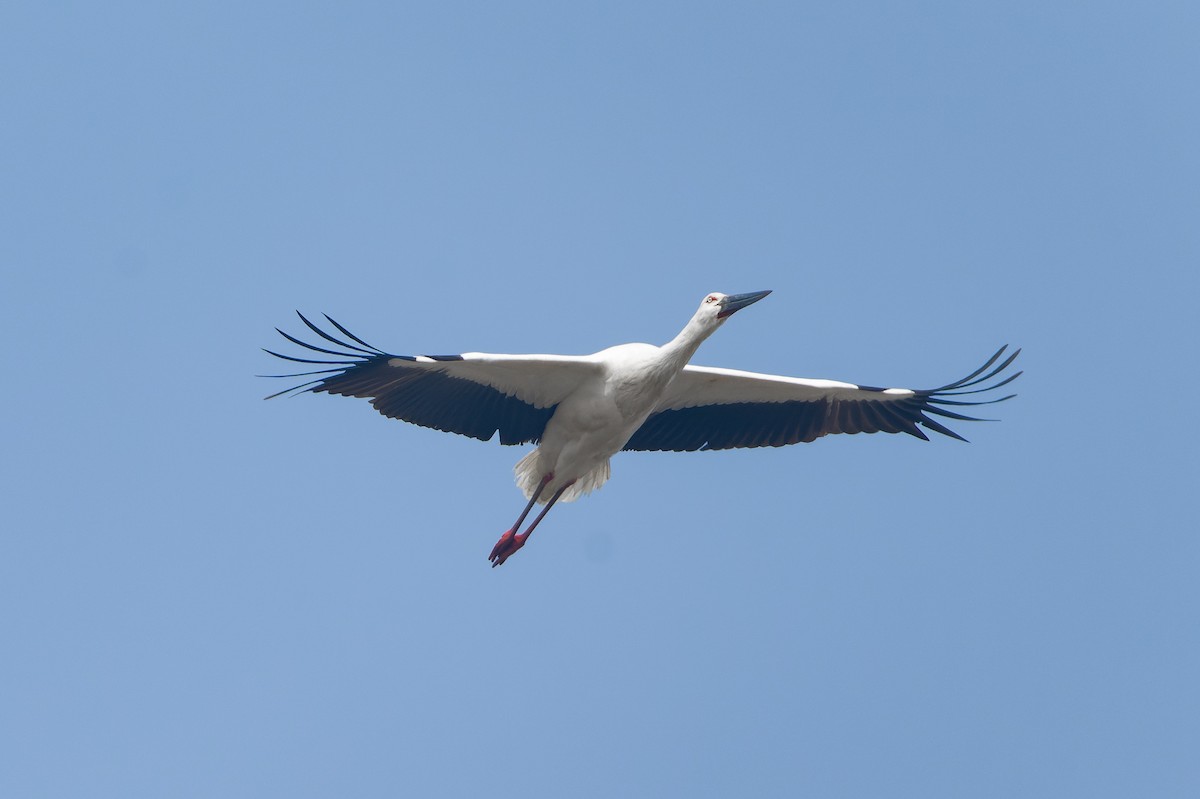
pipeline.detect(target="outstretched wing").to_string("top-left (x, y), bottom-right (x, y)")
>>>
top-left (262, 312), bottom-right (600, 445)
top-left (623, 346), bottom-right (1021, 451)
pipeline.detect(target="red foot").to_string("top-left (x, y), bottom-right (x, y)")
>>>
top-left (489, 528), bottom-right (528, 568)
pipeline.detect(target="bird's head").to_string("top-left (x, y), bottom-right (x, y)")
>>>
top-left (697, 290), bottom-right (772, 326)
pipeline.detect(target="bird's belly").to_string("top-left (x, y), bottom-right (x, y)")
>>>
top-left (543, 397), bottom-right (625, 456)
top-left (538, 394), bottom-right (635, 475)
top-left (528, 367), bottom-right (673, 498)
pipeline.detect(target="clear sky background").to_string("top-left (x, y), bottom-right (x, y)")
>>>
top-left (2, 2), bottom-right (1198, 797)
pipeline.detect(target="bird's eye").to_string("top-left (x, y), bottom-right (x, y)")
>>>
top-left (706, 296), bottom-right (716, 303)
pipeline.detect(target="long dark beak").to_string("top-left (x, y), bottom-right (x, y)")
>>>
top-left (717, 290), bottom-right (772, 318)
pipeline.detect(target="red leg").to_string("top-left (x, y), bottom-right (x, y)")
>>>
top-left (488, 478), bottom-right (574, 568)
top-left (488, 473), bottom-right (550, 566)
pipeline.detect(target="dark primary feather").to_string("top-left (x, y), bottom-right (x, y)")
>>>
top-left (262, 313), bottom-right (555, 445)
top-left (622, 346), bottom-right (1021, 452)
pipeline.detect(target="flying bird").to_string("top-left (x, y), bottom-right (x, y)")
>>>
top-left (263, 291), bottom-right (1019, 567)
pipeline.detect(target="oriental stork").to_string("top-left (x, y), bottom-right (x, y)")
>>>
top-left (263, 291), bottom-right (1019, 567)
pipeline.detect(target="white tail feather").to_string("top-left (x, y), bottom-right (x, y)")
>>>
top-left (514, 449), bottom-right (611, 504)
top-left (514, 449), bottom-right (545, 498)
top-left (561, 459), bottom-right (610, 502)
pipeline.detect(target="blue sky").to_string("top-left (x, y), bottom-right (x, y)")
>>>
top-left (2, 2), bottom-right (1198, 796)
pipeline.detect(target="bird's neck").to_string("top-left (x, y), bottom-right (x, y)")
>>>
top-left (660, 315), bottom-right (718, 370)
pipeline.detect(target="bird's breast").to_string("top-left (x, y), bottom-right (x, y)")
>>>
top-left (539, 345), bottom-right (685, 453)
top-left (610, 374), bottom-right (669, 420)
top-left (607, 360), bottom-right (681, 420)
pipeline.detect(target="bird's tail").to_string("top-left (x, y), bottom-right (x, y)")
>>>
top-left (514, 450), bottom-right (611, 504)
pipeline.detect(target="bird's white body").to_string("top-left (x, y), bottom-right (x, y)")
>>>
top-left (516, 343), bottom-right (685, 502)
top-left (508, 301), bottom-right (735, 503)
